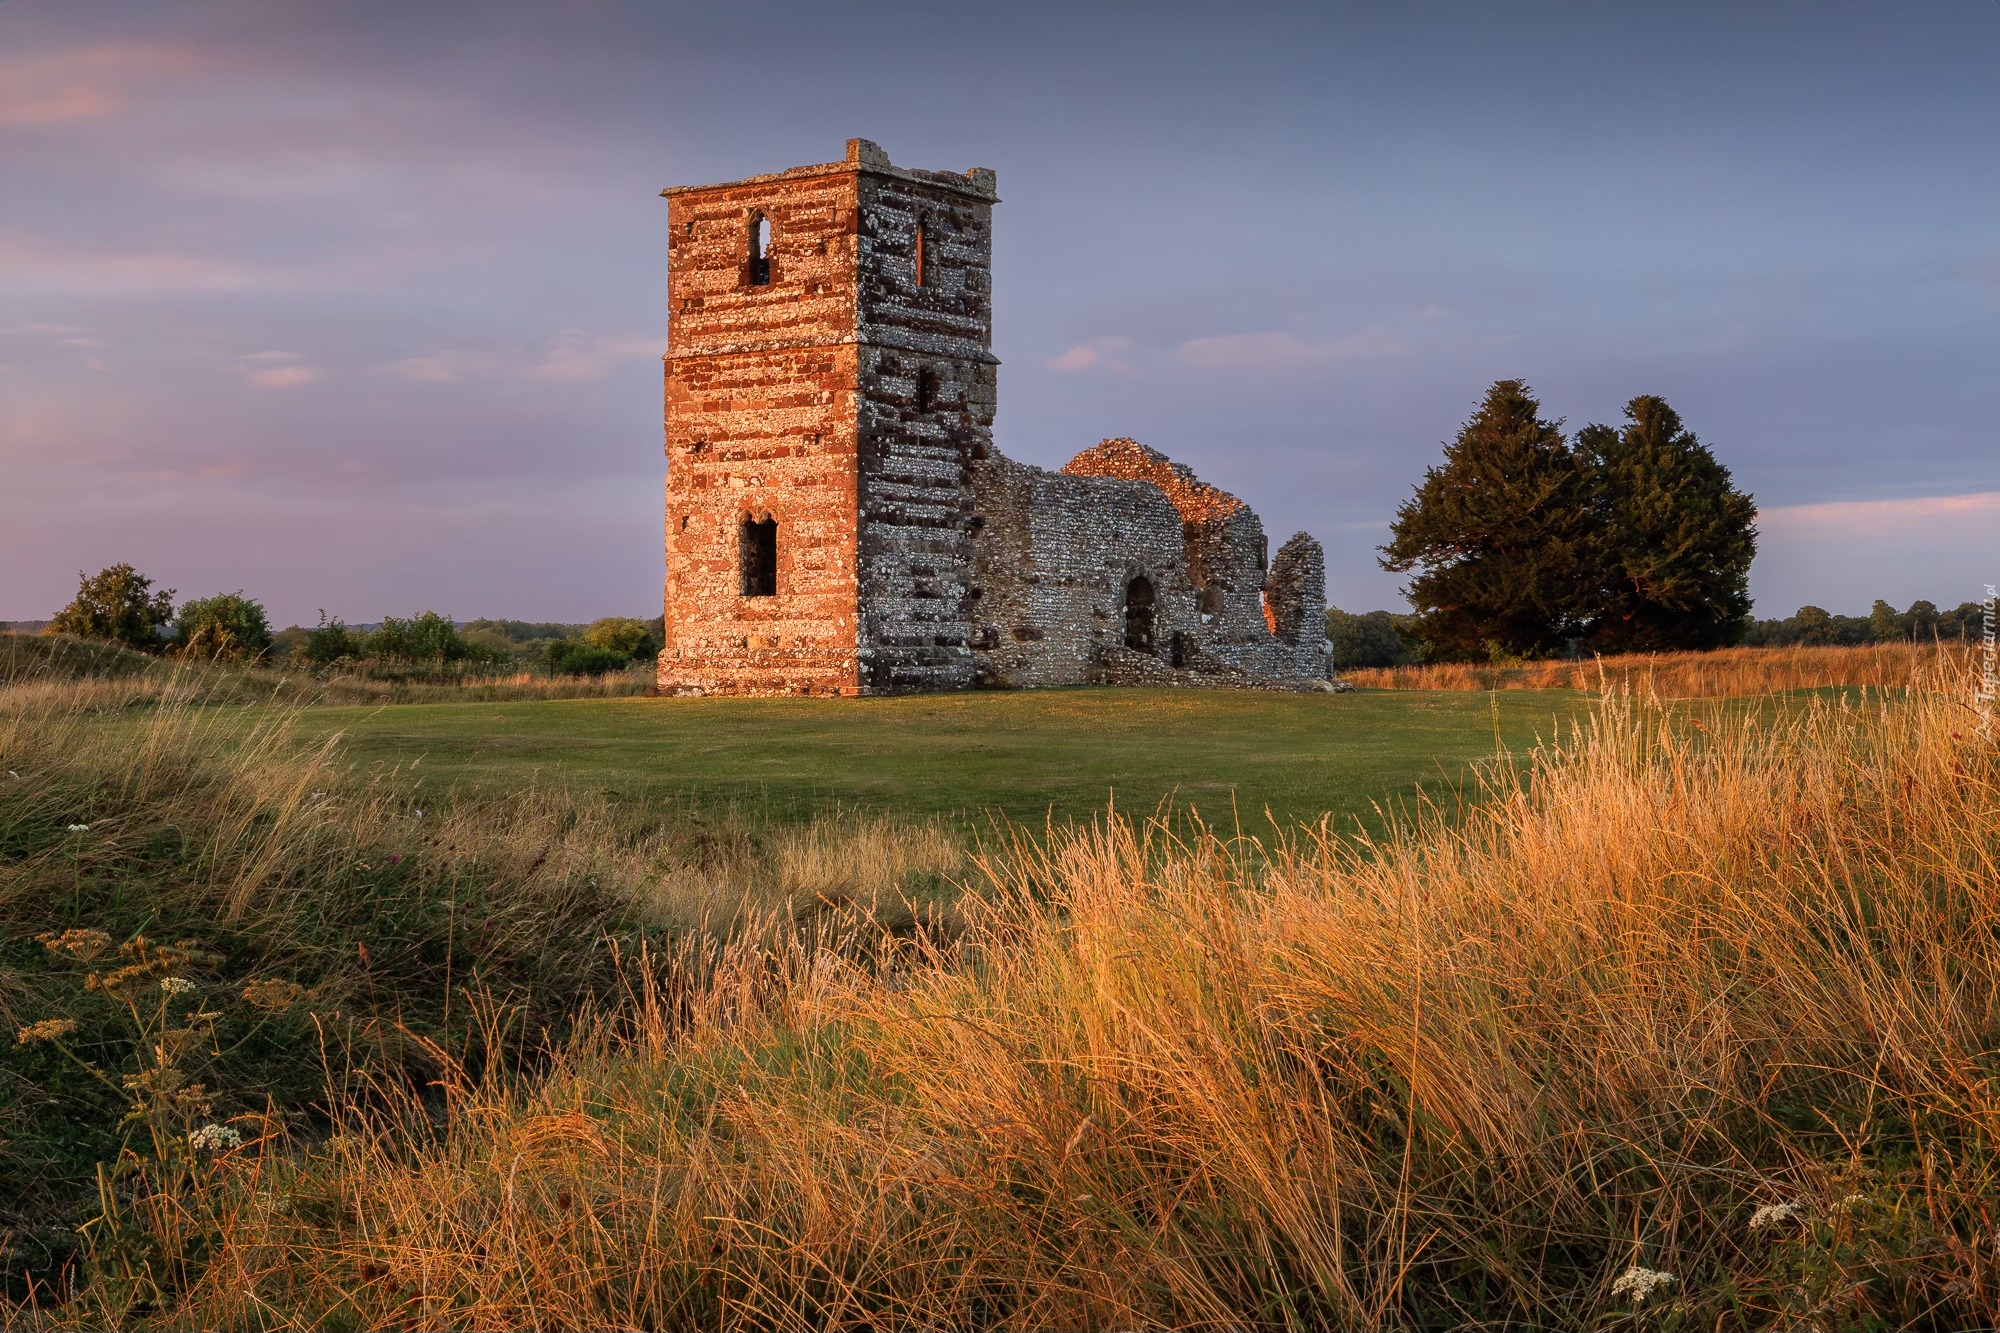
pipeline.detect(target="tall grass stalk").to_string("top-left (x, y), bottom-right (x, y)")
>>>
top-left (44, 661), bottom-right (1996, 1329)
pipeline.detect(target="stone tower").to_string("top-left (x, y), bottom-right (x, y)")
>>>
top-left (658, 139), bottom-right (998, 696)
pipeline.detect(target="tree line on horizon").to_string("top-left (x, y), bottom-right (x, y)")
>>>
top-left (1325, 596), bottom-right (1992, 671)
top-left (28, 563), bottom-right (663, 677)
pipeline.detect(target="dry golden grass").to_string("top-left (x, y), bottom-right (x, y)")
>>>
top-left (32, 658), bottom-right (1995, 1329)
top-left (1344, 640), bottom-right (1963, 696)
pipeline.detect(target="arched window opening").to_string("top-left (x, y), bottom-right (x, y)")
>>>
top-left (1124, 575), bottom-right (1156, 654)
top-left (739, 516), bottom-right (777, 597)
top-left (914, 214), bottom-right (928, 288)
top-left (916, 365), bottom-right (938, 413)
top-left (748, 212), bottom-right (771, 286)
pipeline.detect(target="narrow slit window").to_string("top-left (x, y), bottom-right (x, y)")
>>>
top-left (916, 366), bottom-right (937, 413)
top-left (914, 215), bottom-right (927, 288)
top-left (739, 516), bottom-right (777, 597)
top-left (748, 213), bottom-right (771, 286)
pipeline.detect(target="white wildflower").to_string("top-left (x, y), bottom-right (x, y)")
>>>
top-left (1835, 1192), bottom-right (1867, 1211)
top-left (66, 823), bottom-right (89, 833)
top-left (1750, 1201), bottom-right (1806, 1230)
top-left (188, 1123), bottom-right (242, 1153)
top-left (413, 808), bottom-right (424, 820)
top-left (1611, 1266), bottom-right (1675, 1304)
top-left (160, 976), bottom-right (197, 997)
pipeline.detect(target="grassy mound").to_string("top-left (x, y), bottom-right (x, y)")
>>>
top-left (0, 633), bottom-right (159, 684)
top-left (8, 663), bottom-right (1995, 1328)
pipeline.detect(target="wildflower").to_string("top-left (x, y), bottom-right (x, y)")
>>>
top-left (66, 823), bottom-right (89, 833)
top-left (1835, 1192), bottom-right (1867, 1211)
top-left (1750, 1201), bottom-right (1806, 1230)
top-left (1611, 1267), bottom-right (1676, 1304)
top-left (17, 1018), bottom-right (79, 1046)
top-left (241, 978), bottom-right (308, 1011)
top-left (39, 928), bottom-right (112, 961)
top-left (413, 808), bottom-right (424, 820)
top-left (7, 770), bottom-right (19, 779)
top-left (160, 976), bottom-right (197, 997)
top-left (388, 854), bottom-right (402, 865)
top-left (188, 1123), bottom-right (243, 1153)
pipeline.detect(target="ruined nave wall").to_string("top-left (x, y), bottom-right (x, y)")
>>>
top-left (968, 454), bottom-right (1201, 688)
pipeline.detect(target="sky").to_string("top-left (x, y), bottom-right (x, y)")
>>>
top-left (2, 0), bottom-right (1994, 626)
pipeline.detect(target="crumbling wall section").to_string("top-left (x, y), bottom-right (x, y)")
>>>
top-left (1264, 531), bottom-right (1329, 676)
top-left (968, 456), bottom-right (1198, 688)
top-left (1057, 438), bottom-right (1328, 683)
top-left (1058, 438), bottom-right (1282, 674)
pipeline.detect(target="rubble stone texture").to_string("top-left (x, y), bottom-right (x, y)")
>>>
top-left (659, 140), bottom-right (1329, 697)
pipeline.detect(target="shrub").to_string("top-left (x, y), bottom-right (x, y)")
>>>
top-left (545, 640), bottom-right (630, 676)
top-left (172, 592), bottom-right (272, 662)
top-left (1324, 606), bottom-right (1419, 670)
top-left (44, 565), bottom-right (176, 653)
top-left (581, 616), bottom-right (659, 662)
top-left (365, 611), bottom-right (482, 664)
top-left (300, 613), bottom-right (360, 668)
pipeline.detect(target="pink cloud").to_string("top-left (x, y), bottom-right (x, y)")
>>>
top-left (527, 332), bottom-right (660, 383)
top-left (229, 353), bottom-right (321, 389)
top-left (1046, 336), bottom-right (1134, 375)
top-left (243, 366), bottom-right (320, 388)
top-left (1176, 327), bottom-right (1408, 372)
top-left (0, 43), bottom-right (204, 128)
top-left (1758, 492), bottom-right (2000, 536)
top-left (389, 351), bottom-right (495, 384)
top-left (0, 84), bottom-right (115, 127)
top-left (388, 333), bottom-right (658, 386)
top-left (0, 230), bottom-right (277, 297)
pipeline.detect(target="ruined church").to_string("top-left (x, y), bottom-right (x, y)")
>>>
top-left (658, 139), bottom-right (1329, 697)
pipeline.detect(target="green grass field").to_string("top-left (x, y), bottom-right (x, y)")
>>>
top-left (293, 687), bottom-right (1587, 831)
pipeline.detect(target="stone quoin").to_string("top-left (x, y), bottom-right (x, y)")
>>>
top-left (658, 139), bottom-right (1330, 697)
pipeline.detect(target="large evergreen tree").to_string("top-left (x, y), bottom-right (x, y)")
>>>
top-left (1379, 380), bottom-right (1591, 660)
top-left (1578, 396), bottom-right (1756, 653)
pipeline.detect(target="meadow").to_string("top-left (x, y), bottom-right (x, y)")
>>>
top-left (2, 638), bottom-right (1994, 1329)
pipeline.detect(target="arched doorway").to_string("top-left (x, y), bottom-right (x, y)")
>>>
top-left (1124, 574), bottom-right (1156, 654)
